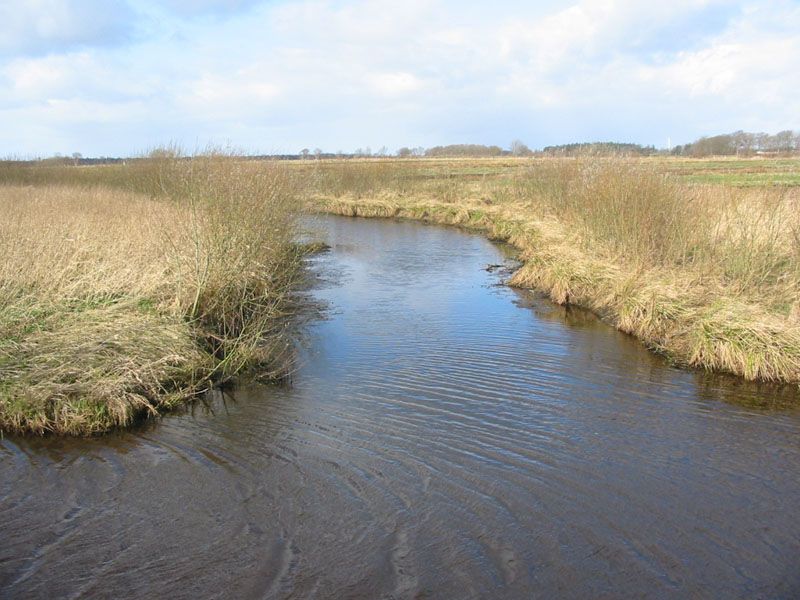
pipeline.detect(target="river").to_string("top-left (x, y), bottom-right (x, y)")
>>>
top-left (1, 215), bottom-right (799, 599)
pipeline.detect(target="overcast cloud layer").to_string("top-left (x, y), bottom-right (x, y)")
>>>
top-left (0, 0), bottom-right (798, 156)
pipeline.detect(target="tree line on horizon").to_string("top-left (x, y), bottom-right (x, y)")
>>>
top-left (670, 130), bottom-right (800, 157)
top-left (390, 133), bottom-right (799, 158)
top-left (6, 129), bottom-right (800, 164)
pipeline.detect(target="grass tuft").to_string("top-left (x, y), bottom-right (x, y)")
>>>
top-left (0, 151), bottom-right (303, 435)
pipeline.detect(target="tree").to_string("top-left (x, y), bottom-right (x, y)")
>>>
top-left (773, 130), bottom-right (794, 152)
top-left (689, 135), bottom-right (735, 157)
top-left (397, 147), bottom-right (413, 158)
top-left (510, 140), bottom-right (532, 156)
top-left (300, 148), bottom-right (310, 159)
top-left (731, 131), bottom-right (754, 155)
top-left (424, 144), bottom-right (504, 157)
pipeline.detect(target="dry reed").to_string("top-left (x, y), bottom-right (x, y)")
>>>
top-left (0, 152), bottom-right (303, 435)
top-left (309, 157), bottom-right (800, 385)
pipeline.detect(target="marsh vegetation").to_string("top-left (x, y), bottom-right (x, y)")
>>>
top-left (0, 153), bottom-right (303, 434)
top-left (307, 156), bottom-right (800, 384)
top-left (1, 153), bottom-right (799, 435)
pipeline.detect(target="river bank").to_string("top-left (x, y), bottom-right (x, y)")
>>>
top-left (0, 154), bottom-right (304, 435)
top-left (3, 214), bottom-right (798, 597)
top-left (309, 158), bottom-right (800, 386)
top-left (2, 155), bottom-right (798, 436)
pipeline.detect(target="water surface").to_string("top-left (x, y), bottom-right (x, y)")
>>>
top-left (2, 215), bottom-right (799, 599)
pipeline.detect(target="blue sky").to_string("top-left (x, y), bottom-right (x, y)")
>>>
top-left (1, 0), bottom-right (798, 156)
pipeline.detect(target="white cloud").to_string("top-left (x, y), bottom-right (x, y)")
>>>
top-left (157, 0), bottom-right (264, 15)
top-left (369, 72), bottom-right (425, 96)
top-left (0, 0), bottom-right (797, 155)
top-left (2, 52), bottom-right (155, 108)
top-left (634, 4), bottom-right (800, 126)
top-left (175, 70), bottom-right (282, 119)
top-left (0, 0), bottom-right (134, 55)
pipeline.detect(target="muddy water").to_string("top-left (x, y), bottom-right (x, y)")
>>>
top-left (2, 215), bottom-right (800, 599)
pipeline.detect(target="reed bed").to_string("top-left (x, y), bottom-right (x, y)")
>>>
top-left (308, 157), bottom-right (800, 385)
top-left (0, 154), bottom-right (303, 435)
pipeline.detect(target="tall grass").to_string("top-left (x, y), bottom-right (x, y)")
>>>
top-left (517, 159), bottom-right (706, 265)
top-left (309, 157), bottom-right (799, 311)
top-left (0, 152), bottom-right (303, 435)
top-left (309, 156), bottom-right (800, 383)
top-left (305, 158), bottom-right (474, 202)
top-left (514, 159), bottom-right (800, 308)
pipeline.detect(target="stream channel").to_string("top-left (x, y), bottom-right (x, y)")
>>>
top-left (2, 214), bottom-right (800, 599)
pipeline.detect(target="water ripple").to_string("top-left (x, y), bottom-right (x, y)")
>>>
top-left (2, 215), bottom-right (800, 598)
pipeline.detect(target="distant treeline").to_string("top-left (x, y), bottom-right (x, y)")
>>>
top-left (4, 154), bottom-right (321, 166)
top-left (423, 144), bottom-right (504, 157)
top-left (2, 156), bottom-right (128, 166)
top-left (8, 130), bottom-right (800, 164)
top-left (540, 142), bottom-right (657, 157)
top-left (672, 130), bottom-right (800, 157)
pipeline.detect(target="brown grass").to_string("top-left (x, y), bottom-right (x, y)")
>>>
top-left (3, 153), bottom-right (798, 434)
top-left (308, 157), bottom-right (800, 385)
top-left (0, 153), bottom-right (303, 435)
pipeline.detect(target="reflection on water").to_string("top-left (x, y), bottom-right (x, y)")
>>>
top-left (2, 215), bottom-right (799, 599)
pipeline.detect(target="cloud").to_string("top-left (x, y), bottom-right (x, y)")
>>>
top-left (633, 2), bottom-right (800, 130)
top-left (155, 0), bottom-right (267, 17)
top-left (369, 72), bottom-right (425, 96)
top-left (175, 70), bottom-right (282, 120)
top-left (3, 53), bottom-right (148, 103)
top-left (0, 0), bottom-right (797, 156)
top-left (0, 0), bottom-right (135, 56)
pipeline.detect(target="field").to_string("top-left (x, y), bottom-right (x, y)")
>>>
top-left (1, 154), bottom-right (799, 435)
top-left (293, 154), bottom-right (800, 186)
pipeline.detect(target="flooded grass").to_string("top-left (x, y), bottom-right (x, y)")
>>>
top-left (0, 153), bottom-right (304, 435)
top-left (307, 156), bottom-right (800, 385)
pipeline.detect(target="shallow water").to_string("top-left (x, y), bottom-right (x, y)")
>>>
top-left (2, 215), bottom-right (800, 599)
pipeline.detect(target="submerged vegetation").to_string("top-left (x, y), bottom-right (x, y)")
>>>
top-left (305, 156), bottom-right (800, 385)
top-left (0, 153), bottom-right (304, 435)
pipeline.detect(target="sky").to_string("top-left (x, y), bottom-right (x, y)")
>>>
top-left (0, 0), bottom-right (798, 157)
